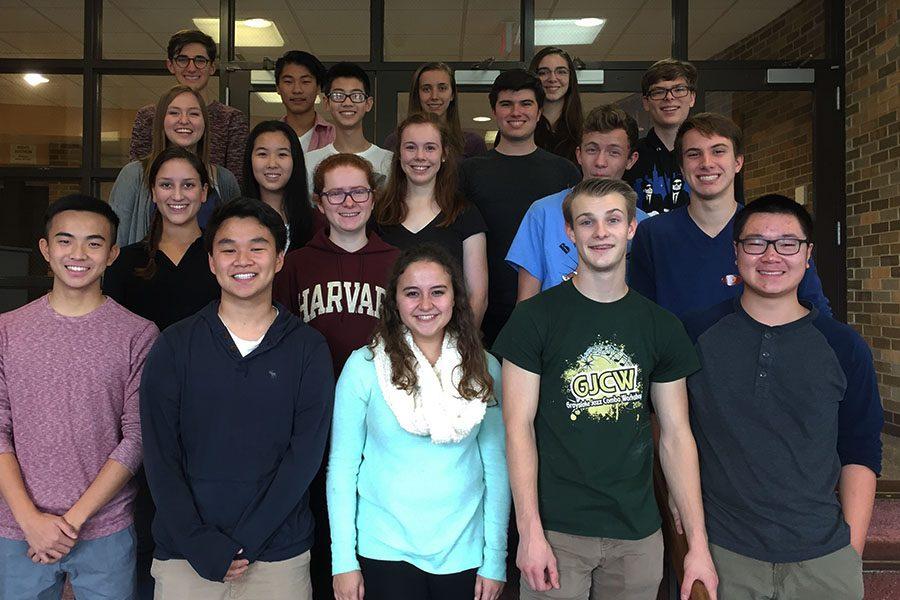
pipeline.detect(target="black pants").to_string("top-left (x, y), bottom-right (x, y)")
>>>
top-left (359, 557), bottom-right (477, 600)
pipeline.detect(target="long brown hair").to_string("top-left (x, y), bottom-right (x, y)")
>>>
top-left (368, 244), bottom-right (493, 402)
top-left (142, 85), bottom-right (212, 182)
top-left (408, 62), bottom-right (465, 156)
top-left (136, 147), bottom-right (209, 280)
top-left (375, 112), bottom-right (464, 227)
top-left (529, 47), bottom-right (583, 143)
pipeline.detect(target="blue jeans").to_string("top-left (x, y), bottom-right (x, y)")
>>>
top-left (0, 525), bottom-right (136, 600)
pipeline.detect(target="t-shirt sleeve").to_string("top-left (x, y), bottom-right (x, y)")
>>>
top-left (505, 202), bottom-right (546, 280)
top-left (454, 202), bottom-right (488, 239)
top-left (823, 323), bottom-right (884, 475)
top-left (491, 299), bottom-right (545, 374)
top-left (649, 308), bottom-right (701, 382)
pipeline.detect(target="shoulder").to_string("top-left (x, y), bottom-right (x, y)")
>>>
top-left (485, 351), bottom-right (502, 379)
top-left (341, 345), bottom-right (377, 378)
top-left (134, 104), bottom-right (154, 121)
top-left (305, 146), bottom-right (332, 164)
top-left (117, 160), bottom-right (143, 178)
top-left (103, 298), bottom-right (158, 336)
top-left (0, 297), bottom-right (46, 330)
top-left (532, 188), bottom-right (569, 212)
top-left (809, 311), bottom-right (871, 362)
top-left (681, 299), bottom-right (737, 344)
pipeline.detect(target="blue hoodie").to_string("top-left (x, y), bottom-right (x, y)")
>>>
top-left (140, 300), bottom-right (334, 582)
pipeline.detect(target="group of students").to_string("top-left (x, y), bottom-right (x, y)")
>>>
top-left (0, 26), bottom-right (885, 600)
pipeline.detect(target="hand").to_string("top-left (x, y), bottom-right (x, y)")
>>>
top-left (20, 512), bottom-right (78, 563)
top-left (334, 570), bottom-right (365, 600)
top-left (474, 575), bottom-right (504, 600)
top-left (224, 558), bottom-right (249, 582)
top-left (681, 546), bottom-right (718, 600)
top-left (516, 530), bottom-right (559, 593)
top-left (668, 493), bottom-right (684, 535)
top-left (27, 546), bottom-right (60, 565)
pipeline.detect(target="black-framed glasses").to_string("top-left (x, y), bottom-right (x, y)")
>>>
top-left (327, 90), bottom-right (368, 103)
top-left (172, 54), bottom-right (210, 69)
top-left (645, 85), bottom-right (694, 101)
top-left (320, 187), bottom-right (373, 205)
top-left (737, 237), bottom-right (809, 255)
top-left (536, 67), bottom-right (570, 78)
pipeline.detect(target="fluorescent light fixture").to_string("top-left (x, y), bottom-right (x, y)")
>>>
top-left (535, 18), bottom-right (605, 46)
top-left (23, 73), bottom-right (49, 86)
top-left (472, 116), bottom-right (491, 122)
top-left (255, 92), bottom-right (320, 105)
top-left (101, 131), bottom-right (121, 142)
top-left (455, 70), bottom-right (502, 85)
top-left (193, 18), bottom-right (284, 47)
top-left (579, 70), bottom-right (604, 84)
top-left (483, 130), bottom-right (498, 145)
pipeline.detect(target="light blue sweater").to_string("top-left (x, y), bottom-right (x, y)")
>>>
top-left (327, 346), bottom-right (510, 581)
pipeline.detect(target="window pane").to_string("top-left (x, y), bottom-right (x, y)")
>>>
top-left (0, 74), bottom-right (83, 167)
top-left (705, 91), bottom-right (815, 210)
top-left (235, 0), bottom-right (370, 62)
top-left (100, 74), bottom-right (220, 168)
top-left (0, 0), bottom-right (83, 58)
top-left (386, 0), bottom-right (520, 62)
top-left (535, 0), bottom-right (671, 62)
top-left (249, 86), bottom-right (331, 129)
top-left (102, 0), bottom-right (218, 59)
top-left (689, 0), bottom-right (824, 60)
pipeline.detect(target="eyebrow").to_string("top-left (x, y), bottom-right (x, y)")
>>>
top-left (54, 232), bottom-right (107, 241)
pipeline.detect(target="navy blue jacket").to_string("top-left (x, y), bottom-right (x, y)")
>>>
top-left (140, 301), bottom-right (334, 582)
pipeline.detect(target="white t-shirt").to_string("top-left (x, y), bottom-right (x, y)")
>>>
top-left (298, 127), bottom-right (314, 154)
top-left (305, 142), bottom-right (393, 198)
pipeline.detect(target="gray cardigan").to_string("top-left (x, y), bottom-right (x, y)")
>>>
top-left (108, 160), bottom-right (241, 247)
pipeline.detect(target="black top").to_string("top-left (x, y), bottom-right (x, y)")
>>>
top-left (534, 115), bottom-right (579, 165)
top-left (375, 203), bottom-right (487, 267)
top-left (103, 236), bottom-right (220, 331)
top-left (459, 148), bottom-right (581, 342)
top-left (624, 128), bottom-right (690, 214)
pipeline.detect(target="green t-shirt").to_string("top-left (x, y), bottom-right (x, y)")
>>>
top-left (493, 281), bottom-right (699, 539)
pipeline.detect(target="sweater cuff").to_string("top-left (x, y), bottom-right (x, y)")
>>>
top-left (331, 549), bottom-right (361, 576)
top-left (476, 552), bottom-right (507, 582)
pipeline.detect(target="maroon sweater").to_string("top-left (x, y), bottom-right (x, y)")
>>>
top-left (129, 100), bottom-right (249, 184)
top-left (273, 230), bottom-right (400, 375)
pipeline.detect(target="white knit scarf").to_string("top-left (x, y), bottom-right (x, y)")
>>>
top-left (372, 331), bottom-right (487, 444)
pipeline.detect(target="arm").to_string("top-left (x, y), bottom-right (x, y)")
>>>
top-left (653, 379), bottom-right (718, 600)
top-left (476, 358), bottom-right (511, 583)
top-left (108, 162), bottom-right (143, 248)
top-left (140, 336), bottom-right (242, 582)
top-left (798, 258), bottom-right (832, 317)
top-left (225, 109), bottom-right (249, 186)
top-left (128, 106), bottom-right (152, 161)
top-left (216, 167), bottom-right (242, 204)
top-left (839, 464), bottom-right (876, 555)
top-left (502, 360), bottom-right (559, 592)
top-left (463, 233), bottom-right (489, 327)
top-left (229, 336), bottom-right (334, 559)
top-left (517, 271), bottom-right (542, 303)
top-left (64, 321), bottom-right (158, 532)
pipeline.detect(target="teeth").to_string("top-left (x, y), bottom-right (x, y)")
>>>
top-left (169, 204), bottom-right (188, 210)
top-left (699, 175), bottom-right (718, 181)
top-left (416, 315), bottom-right (437, 320)
top-left (233, 273), bottom-right (255, 280)
top-left (66, 265), bottom-right (88, 272)
top-left (339, 212), bottom-right (360, 217)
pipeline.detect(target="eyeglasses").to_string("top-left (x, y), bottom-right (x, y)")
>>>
top-left (737, 237), bottom-right (809, 256)
top-left (645, 85), bottom-right (694, 101)
top-left (327, 90), bottom-right (369, 103)
top-left (172, 54), bottom-right (210, 69)
top-left (319, 187), bottom-right (373, 205)
top-left (535, 67), bottom-right (570, 78)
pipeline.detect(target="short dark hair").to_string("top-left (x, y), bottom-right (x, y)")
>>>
top-left (324, 62), bottom-right (371, 96)
top-left (675, 112), bottom-right (744, 167)
top-left (641, 58), bottom-right (697, 95)
top-left (275, 50), bottom-right (326, 86)
top-left (167, 29), bottom-right (217, 63)
top-left (43, 194), bottom-right (119, 242)
top-left (562, 178), bottom-right (637, 227)
top-left (489, 69), bottom-right (545, 110)
top-left (733, 194), bottom-right (814, 242)
top-left (204, 197), bottom-right (288, 254)
top-left (583, 105), bottom-right (640, 153)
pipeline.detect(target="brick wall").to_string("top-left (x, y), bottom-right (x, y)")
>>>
top-left (844, 0), bottom-right (900, 434)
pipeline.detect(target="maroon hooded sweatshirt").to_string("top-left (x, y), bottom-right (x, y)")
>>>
top-left (274, 229), bottom-right (400, 375)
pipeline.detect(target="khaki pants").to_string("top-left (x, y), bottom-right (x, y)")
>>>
top-left (709, 543), bottom-right (863, 600)
top-left (152, 550), bottom-right (312, 600)
top-left (520, 529), bottom-right (663, 600)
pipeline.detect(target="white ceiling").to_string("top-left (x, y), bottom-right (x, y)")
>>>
top-left (0, 0), bottom-right (807, 61)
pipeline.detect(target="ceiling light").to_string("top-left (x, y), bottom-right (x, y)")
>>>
top-left (472, 116), bottom-right (491, 122)
top-left (256, 92), bottom-right (321, 105)
top-left (193, 18), bottom-right (284, 47)
top-left (23, 73), bottom-right (49, 86)
top-left (535, 18), bottom-right (605, 46)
